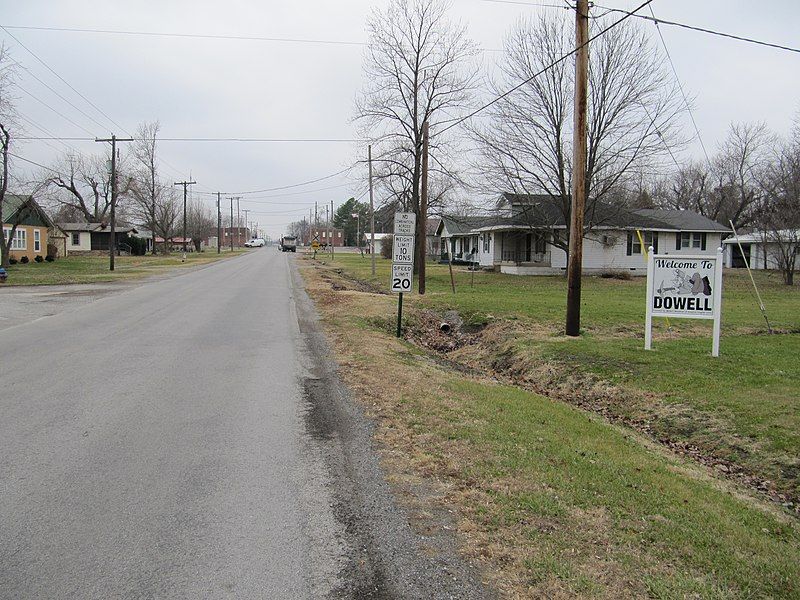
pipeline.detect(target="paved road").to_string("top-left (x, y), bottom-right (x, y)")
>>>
top-left (0, 251), bottom-right (491, 599)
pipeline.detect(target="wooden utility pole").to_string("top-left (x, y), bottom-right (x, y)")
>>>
top-left (330, 199), bottom-right (335, 260)
top-left (243, 208), bottom-right (250, 239)
top-left (369, 144), bottom-right (376, 275)
top-left (565, 0), bottom-right (589, 337)
top-left (174, 180), bottom-right (196, 257)
top-left (229, 197), bottom-right (235, 251)
top-left (216, 192), bottom-right (221, 254)
top-left (95, 134), bottom-right (133, 271)
top-left (418, 121), bottom-right (429, 294)
top-left (236, 197), bottom-right (241, 247)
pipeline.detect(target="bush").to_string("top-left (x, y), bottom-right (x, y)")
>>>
top-left (598, 269), bottom-right (632, 280)
top-left (9, 258), bottom-right (18, 265)
top-left (45, 255), bottom-right (55, 262)
top-left (380, 239), bottom-right (392, 260)
top-left (34, 255), bottom-right (44, 263)
top-left (19, 256), bottom-right (29, 264)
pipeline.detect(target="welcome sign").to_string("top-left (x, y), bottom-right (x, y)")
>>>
top-left (645, 247), bottom-right (724, 356)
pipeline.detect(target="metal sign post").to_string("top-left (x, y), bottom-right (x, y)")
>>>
top-left (645, 247), bottom-right (724, 356)
top-left (391, 212), bottom-right (416, 337)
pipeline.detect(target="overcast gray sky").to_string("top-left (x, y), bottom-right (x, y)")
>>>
top-left (3, 0), bottom-right (799, 238)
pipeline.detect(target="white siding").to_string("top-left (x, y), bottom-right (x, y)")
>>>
top-left (67, 231), bottom-right (92, 252)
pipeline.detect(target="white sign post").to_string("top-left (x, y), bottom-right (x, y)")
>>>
top-left (391, 212), bottom-right (416, 336)
top-left (645, 247), bottom-right (724, 356)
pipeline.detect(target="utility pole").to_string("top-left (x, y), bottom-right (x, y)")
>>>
top-left (419, 120), bottom-right (429, 294)
top-left (369, 144), bottom-right (376, 275)
top-left (174, 179), bottom-right (196, 258)
top-left (236, 197), bottom-right (241, 246)
top-left (229, 197), bottom-right (235, 251)
top-left (565, 0), bottom-right (589, 337)
top-left (326, 204), bottom-right (330, 253)
top-left (242, 208), bottom-right (250, 239)
top-left (216, 192), bottom-right (221, 254)
top-left (95, 134), bottom-right (133, 271)
top-left (330, 199), bottom-right (335, 260)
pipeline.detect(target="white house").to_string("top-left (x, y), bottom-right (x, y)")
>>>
top-left (437, 194), bottom-right (730, 275)
top-left (722, 229), bottom-right (800, 270)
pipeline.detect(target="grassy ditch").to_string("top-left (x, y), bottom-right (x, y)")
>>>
top-left (317, 254), bottom-right (800, 508)
top-left (1, 249), bottom-right (250, 286)
top-left (299, 254), bottom-right (800, 598)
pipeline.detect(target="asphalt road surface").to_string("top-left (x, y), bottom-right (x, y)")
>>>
top-left (0, 250), bottom-right (491, 599)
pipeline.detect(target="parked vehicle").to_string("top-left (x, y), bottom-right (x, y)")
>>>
top-left (279, 236), bottom-right (297, 252)
top-left (245, 238), bottom-right (266, 247)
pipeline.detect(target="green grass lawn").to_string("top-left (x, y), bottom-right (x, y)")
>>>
top-left (320, 254), bottom-right (800, 503)
top-left (302, 257), bottom-right (800, 597)
top-left (2, 249), bottom-right (249, 286)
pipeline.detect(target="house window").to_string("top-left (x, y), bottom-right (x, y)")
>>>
top-left (483, 233), bottom-right (490, 253)
top-left (4, 227), bottom-right (27, 250)
top-left (533, 232), bottom-right (547, 254)
top-left (71, 232), bottom-right (80, 246)
top-left (627, 231), bottom-right (658, 255)
top-left (632, 232), bottom-right (651, 254)
top-left (34, 229), bottom-right (41, 252)
top-left (681, 232), bottom-right (702, 249)
top-left (322, 231), bottom-right (327, 239)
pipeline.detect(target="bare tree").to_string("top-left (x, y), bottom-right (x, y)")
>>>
top-left (470, 13), bottom-right (684, 255)
top-left (758, 124), bottom-right (800, 285)
top-left (40, 151), bottom-right (121, 223)
top-left (128, 121), bottom-right (165, 253)
top-left (355, 0), bottom-right (479, 273)
top-left (648, 123), bottom-right (772, 229)
top-left (714, 122), bottom-right (772, 228)
top-left (0, 43), bottom-right (20, 267)
top-left (185, 199), bottom-right (215, 252)
top-left (151, 188), bottom-right (180, 253)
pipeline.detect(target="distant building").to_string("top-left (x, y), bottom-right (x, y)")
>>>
top-left (309, 227), bottom-right (344, 247)
top-left (222, 227), bottom-right (250, 247)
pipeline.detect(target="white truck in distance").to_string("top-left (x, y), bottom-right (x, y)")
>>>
top-left (279, 236), bottom-right (297, 252)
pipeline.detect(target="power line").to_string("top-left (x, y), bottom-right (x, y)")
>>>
top-left (0, 25), bottom-right (131, 133)
top-left (480, 0), bottom-right (571, 8)
top-left (8, 152), bottom-right (68, 176)
top-left (9, 58), bottom-right (108, 133)
top-left (14, 136), bottom-right (364, 143)
top-left (592, 4), bottom-right (800, 55)
top-left (439, 0), bottom-right (654, 134)
top-left (197, 165), bottom-right (357, 196)
top-left (3, 25), bottom-right (205, 191)
top-left (12, 85), bottom-right (96, 136)
top-left (0, 24), bottom-right (504, 53)
top-left (0, 24), bottom-right (367, 47)
top-left (646, 3), bottom-right (711, 166)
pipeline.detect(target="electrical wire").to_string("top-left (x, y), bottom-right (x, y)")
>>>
top-left (0, 24), bottom-right (504, 53)
top-left (14, 136), bottom-right (364, 143)
top-left (0, 25), bottom-right (131, 133)
top-left (592, 4), bottom-right (800, 55)
top-left (197, 165), bottom-right (357, 196)
top-left (0, 25), bottom-right (367, 47)
top-left (8, 152), bottom-right (69, 176)
top-left (646, 4), bottom-right (711, 166)
top-left (12, 85), bottom-right (96, 137)
top-left (439, 0), bottom-right (654, 135)
top-left (480, 0), bottom-right (571, 8)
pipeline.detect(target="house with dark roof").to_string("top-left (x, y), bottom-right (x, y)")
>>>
top-left (2, 195), bottom-right (56, 262)
top-left (437, 194), bottom-right (730, 275)
top-left (59, 222), bottom-right (138, 253)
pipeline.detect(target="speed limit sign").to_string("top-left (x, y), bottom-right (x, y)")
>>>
top-left (390, 263), bottom-right (413, 293)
